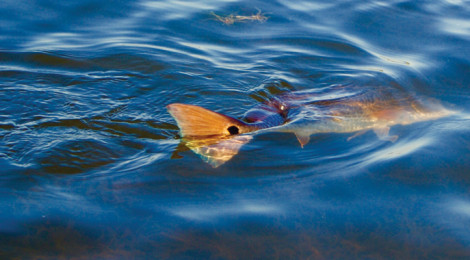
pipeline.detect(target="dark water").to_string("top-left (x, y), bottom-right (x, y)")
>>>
top-left (1, 0), bottom-right (470, 259)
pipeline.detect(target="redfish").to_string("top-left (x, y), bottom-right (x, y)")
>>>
top-left (167, 85), bottom-right (454, 167)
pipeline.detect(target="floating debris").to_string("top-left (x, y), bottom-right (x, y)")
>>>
top-left (211, 12), bottom-right (236, 25)
top-left (235, 9), bottom-right (268, 23)
top-left (211, 9), bottom-right (269, 25)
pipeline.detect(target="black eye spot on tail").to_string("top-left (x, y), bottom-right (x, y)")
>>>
top-left (227, 126), bottom-right (239, 135)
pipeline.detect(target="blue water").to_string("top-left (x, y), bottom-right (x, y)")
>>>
top-left (1, 0), bottom-right (470, 258)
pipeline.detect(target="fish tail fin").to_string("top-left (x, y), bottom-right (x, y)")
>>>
top-left (167, 103), bottom-right (254, 138)
top-left (167, 103), bottom-right (256, 167)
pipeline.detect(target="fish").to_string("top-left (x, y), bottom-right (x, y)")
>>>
top-left (167, 85), bottom-right (454, 167)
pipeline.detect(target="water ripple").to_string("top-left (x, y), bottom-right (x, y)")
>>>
top-left (1, 0), bottom-right (470, 258)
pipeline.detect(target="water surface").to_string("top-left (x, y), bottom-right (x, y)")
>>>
top-left (1, 0), bottom-right (470, 259)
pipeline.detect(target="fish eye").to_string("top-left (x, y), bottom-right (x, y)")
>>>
top-left (280, 104), bottom-right (286, 111)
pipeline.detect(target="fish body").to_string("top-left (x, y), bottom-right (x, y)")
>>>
top-left (269, 87), bottom-right (453, 145)
top-left (167, 85), bottom-right (454, 167)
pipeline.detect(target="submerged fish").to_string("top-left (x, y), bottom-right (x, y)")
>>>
top-left (167, 85), bottom-right (454, 167)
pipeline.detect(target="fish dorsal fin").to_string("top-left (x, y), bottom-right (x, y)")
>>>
top-left (294, 132), bottom-right (311, 148)
top-left (167, 103), bottom-right (249, 138)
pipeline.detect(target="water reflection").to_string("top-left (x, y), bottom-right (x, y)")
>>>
top-left (363, 137), bottom-right (431, 164)
top-left (440, 18), bottom-right (470, 36)
top-left (169, 200), bottom-right (282, 221)
top-left (1, 0), bottom-right (470, 258)
top-left (450, 199), bottom-right (470, 217)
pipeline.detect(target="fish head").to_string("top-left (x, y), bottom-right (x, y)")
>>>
top-left (244, 98), bottom-right (290, 124)
top-left (267, 98), bottom-right (290, 118)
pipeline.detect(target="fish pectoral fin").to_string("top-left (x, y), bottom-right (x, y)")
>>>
top-left (373, 127), bottom-right (398, 142)
top-left (347, 130), bottom-right (368, 141)
top-left (294, 132), bottom-right (311, 148)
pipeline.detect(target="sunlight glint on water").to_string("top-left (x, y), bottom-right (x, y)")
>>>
top-left (0, 0), bottom-right (469, 258)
